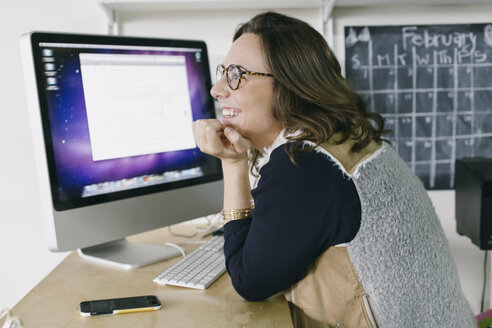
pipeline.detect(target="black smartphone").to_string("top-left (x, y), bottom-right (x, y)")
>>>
top-left (79, 295), bottom-right (162, 317)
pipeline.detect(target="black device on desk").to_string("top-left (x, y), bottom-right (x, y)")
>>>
top-left (79, 295), bottom-right (161, 317)
top-left (455, 158), bottom-right (492, 250)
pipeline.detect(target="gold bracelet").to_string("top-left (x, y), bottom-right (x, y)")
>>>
top-left (221, 207), bottom-right (254, 222)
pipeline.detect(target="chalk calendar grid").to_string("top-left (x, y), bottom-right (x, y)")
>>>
top-left (345, 24), bottom-right (492, 189)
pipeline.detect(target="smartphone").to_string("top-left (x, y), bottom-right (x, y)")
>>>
top-left (79, 295), bottom-right (161, 317)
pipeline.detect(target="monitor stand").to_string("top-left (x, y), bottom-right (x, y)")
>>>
top-left (77, 238), bottom-right (181, 270)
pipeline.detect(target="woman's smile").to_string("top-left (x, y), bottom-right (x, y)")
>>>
top-left (222, 107), bottom-right (241, 120)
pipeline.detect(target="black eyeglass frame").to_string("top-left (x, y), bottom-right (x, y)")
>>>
top-left (216, 64), bottom-right (273, 90)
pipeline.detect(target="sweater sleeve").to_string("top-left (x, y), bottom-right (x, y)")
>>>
top-left (223, 144), bottom-right (361, 301)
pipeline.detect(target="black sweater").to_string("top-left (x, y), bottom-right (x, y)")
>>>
top-left (223, 144), bottom-right (362, 301)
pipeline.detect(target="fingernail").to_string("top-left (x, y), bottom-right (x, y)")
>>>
top-left (224, 127), bottom-right (232, 135)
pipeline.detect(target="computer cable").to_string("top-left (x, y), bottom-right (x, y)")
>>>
top-left (164, 240), bottom-right (218, 259)
top-left (192, 213), bottom-right (222, 233)
top-left (168, 226), bottom-right (198, 238)
top-left (167, 213), bottom-right (222, 238)
top-left (164, 242), bottom-right (187, 258)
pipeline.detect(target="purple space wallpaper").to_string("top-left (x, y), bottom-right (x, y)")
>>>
top-left (39, 45), bottom-right (214, 202)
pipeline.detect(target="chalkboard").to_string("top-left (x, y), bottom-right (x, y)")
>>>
top-left (345, 23), bottom-right (492, 189)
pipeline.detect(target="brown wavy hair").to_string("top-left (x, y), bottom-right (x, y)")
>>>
top-left (233, 12), bottom-right (391, 175)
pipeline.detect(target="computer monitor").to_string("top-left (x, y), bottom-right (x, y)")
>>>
top-left (20, 32), bottom-right (223, 269)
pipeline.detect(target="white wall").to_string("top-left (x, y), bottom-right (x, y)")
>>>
top-left (0, 0), bottom-right (106, 309)
top-left (0, 0), bottom-right (488, 317)
top-left (428, 191), bottom-right (484, 314)
top-left (118, 8), bottom-right (322, 78)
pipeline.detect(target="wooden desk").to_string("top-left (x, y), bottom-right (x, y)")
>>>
top-left (3, 223), bottom-right (293, 327)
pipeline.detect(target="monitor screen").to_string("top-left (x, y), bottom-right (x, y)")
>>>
top-left (29, 33), bottom-right (221, 211)
top-left (21, 32), bottom-right (223, 268)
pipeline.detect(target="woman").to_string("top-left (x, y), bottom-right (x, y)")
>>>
top-left (192, 12), bottom-right (476, 328)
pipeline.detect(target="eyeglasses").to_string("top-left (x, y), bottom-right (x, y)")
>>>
top-left (216, 64), bottom-right (273, 90)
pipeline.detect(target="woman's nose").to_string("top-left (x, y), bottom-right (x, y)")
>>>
top-left (210, 75), bottom-right (230, 99)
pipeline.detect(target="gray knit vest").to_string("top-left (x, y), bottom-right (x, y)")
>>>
top-left (345, 143), bottom-right (476, 327)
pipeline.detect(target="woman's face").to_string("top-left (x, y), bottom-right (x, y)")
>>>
top-left (211, 33), bottom-right (283, 151)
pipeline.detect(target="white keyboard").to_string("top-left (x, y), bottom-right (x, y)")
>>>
top-left (153, 236), bottom-right (226, 290)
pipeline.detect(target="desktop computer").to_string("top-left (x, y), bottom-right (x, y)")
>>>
top-left (455, 158), bottom-right (492, 250)
top-left (20, 32), bottom-right (223, 269)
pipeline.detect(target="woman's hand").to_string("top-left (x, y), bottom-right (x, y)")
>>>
top-left (192, 119), bottom-right (251, 165)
